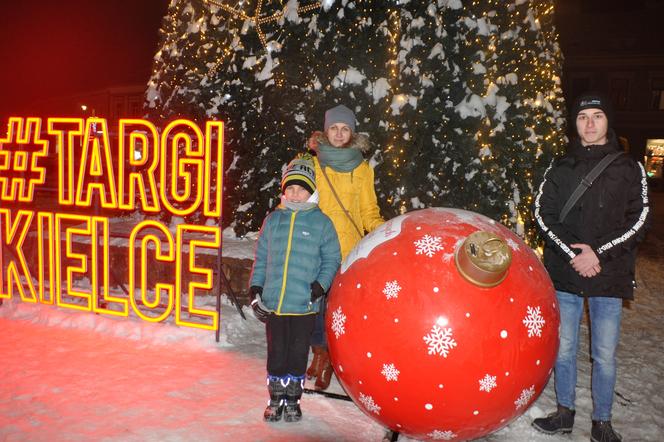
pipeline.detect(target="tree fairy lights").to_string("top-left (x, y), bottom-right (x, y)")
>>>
top-left (146, 0), bottom-right (566, 246)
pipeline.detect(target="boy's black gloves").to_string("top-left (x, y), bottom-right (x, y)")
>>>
top-left (310, 281), bottom-right (325, 303)
top-left (249, 286), bottom-right (269, 323)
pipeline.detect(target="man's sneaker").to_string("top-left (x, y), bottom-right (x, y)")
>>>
top-left (382, 429), bottom-right (400, 441)
top-left (532, 404), bottom-right (575, 434)
top-left (591, 420), bottom-right (622, 442)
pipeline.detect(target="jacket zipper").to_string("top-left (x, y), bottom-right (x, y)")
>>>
top-left (276, 211), bottom-right (297, 314)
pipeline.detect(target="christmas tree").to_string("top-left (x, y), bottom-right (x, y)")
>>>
top-left (146, 0), bottom-right (566, 246)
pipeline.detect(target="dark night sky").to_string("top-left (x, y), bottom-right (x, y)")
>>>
top-left (0, 0), bottom-right (168, 117)
top-left (0, 0), bottom-right (661, 119)
top-left (554, 0), bottom-right (664, 57)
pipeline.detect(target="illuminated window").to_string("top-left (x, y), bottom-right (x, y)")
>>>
top-left (645, 139), bottom-right (664, 179)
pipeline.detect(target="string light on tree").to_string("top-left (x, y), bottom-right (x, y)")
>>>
top-left (205, 0), bottom-right (320, 51)
top-left (146, 0), bottom-right (566, 245)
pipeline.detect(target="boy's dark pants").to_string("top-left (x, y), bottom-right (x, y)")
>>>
top-left (266, 314), bottom-right (316, 376)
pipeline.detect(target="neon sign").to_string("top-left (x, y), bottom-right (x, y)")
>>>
top-left (0, 117), bottom-right (223, 331)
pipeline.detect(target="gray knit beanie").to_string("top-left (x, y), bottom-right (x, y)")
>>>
top-left (324, 104), bottom-right (356, 132)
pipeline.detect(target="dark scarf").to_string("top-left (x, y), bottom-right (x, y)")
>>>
top-left (317, 141), bottom-right (363, 172)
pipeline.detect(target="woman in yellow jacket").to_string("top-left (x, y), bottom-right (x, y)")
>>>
top-left (306, 104), bottom-right (384, 390)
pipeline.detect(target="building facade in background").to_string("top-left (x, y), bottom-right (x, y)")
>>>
top-left (555, 0), bottom-right (664, 185)
top-left (33, 84), bottom-right (146, 122)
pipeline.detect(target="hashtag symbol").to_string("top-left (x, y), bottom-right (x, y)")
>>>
top-left (0, 117), bottom-right (48, 202)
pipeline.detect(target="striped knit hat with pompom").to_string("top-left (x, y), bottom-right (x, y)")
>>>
top-left (281, 155), bottom-right (316, 194)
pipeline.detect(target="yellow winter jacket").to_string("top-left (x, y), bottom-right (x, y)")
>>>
top-left (313, 156), bottom-right (384, 260)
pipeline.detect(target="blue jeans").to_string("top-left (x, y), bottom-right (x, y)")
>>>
top-left (554, 290), bottom-right (623, 421)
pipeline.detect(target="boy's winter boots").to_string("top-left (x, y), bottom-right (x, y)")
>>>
top-left (532, 404), bottom-right (575, 434)
top-left (284, 375), bottom-right (305, 422)
top-left (264, 376), bottom-right (287, 422)
top-left (264, 375), bottom-right (305, 422)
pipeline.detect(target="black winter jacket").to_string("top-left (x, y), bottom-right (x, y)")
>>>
top-left (534, 131), bottom-right (650, 299)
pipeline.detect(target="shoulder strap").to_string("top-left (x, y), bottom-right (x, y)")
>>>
top-left (319, 165), bottom-right (364, 238)
top-left (558, 151), bottom-right (623, 223)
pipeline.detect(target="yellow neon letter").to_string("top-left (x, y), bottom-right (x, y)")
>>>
top-left (159, 119), bottom-right (204, 216)
top-left (204, 121), bottom-right (223, 217)
top-left (91, 216), bottom-right (128, 317)
top-left (175, 224), bottom-right (220, 331)
top-left (47, 118), bottom-right (84, 206)
top-left (37, 212), bottom-right (55, 304)
top-left (75, 118), bottom-right (118, 209)
top-left (118, 119), bottom-right (160, 212)
top-left (55, 214), bottom-right (93, 312)
top-left (0, 117), bottom-right (48, 203)
top-left (128, 220), bottom-right (176, 322)
top-left (0, 209), bottom-right (37, 302)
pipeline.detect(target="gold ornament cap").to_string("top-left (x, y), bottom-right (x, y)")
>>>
top-left (455, 231), bottom-right (512, 288)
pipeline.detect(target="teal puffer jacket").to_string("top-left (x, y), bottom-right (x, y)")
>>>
top-left (250, 206), bottom-right (341, 315)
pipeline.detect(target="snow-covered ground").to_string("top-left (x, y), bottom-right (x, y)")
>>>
top-left (1, 193), bottom-right (663, 441)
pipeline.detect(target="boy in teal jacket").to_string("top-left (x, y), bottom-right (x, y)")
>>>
top-left (249, 154), bottom-right (341, 423)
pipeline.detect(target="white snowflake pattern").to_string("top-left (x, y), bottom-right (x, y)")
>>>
top-left (428, 430), bottom-right (458, 440)
top-left (382, 280), bottom-right (402, 299)
top-left (423, 325), bottom-right (457, 357)
top-left (381, 363), bottom-right (400, 382)
top-left (414, 234), bottom-right (444, 257)
top-left (358, 392), bottom-right (381, 414)
top-left (514, 385), bottom-right (536, 409)
top-left (478, 374), bottom-right (497, 392)
top-left (331, 306), bottom-right (346, 339)
top-left (523, 305), bottom-right (546, 337)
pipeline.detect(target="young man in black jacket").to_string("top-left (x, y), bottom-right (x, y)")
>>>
top-left (532, 92), bottom-right (650, 442)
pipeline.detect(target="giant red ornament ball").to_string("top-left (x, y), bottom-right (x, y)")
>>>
top-left (326, 208), bottom-right (559, 441)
